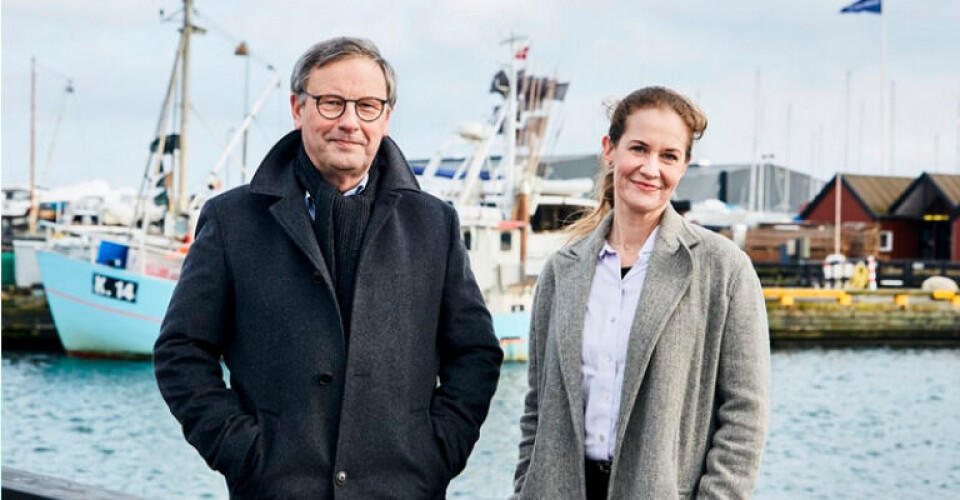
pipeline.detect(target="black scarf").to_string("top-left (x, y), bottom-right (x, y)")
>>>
top-left (294, 146), bottom-right (380, 343)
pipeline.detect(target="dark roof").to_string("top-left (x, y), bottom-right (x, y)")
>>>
top-left (928, 174), bottom-right (960, 208)
top-left (888, 172), bottom-right (960, 217)
top-left (799, 173), bottom-right (913, 219)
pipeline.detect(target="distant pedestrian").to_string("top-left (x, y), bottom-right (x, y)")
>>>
top-left (511, 86), bottom-right (770, 499)
top-left (154, 37), bottom-right (502, 499)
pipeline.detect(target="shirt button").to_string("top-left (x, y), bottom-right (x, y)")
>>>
top-left (335, 470), bottom-right (347, 486)
top-left (604, 395), bottom-right (611, 402)
top-left (606, 355), bottom-right (613, 363)
top-left (610, 317), bottom-right (616, 324)
top-left (317, 373), bottom-right (334, 385)
top-left (599, 434), bottom-right (606, 442)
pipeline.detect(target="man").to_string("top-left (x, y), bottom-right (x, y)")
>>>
top-left (154, 37), bottom-right (503, 499)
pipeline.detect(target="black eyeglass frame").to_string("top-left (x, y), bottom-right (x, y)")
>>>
top-left (302, 92), bottom-right (390, 122)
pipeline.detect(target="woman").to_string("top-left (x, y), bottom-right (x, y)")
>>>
top-left (512, 87), bottom-right (769, 500)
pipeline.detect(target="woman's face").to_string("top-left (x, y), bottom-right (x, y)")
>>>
top-left (602, 106), bottom-right (690, 218)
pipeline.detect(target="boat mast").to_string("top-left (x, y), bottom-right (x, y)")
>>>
top-left (501, 35), bottom-right (523, 221)
top-left (28, 56), bottom-right (38, 234)
top-left (177, 0), bottom-right (194, 215)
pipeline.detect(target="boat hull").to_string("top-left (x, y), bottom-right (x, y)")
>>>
top-left (492, 311), bottom-right (530, 362)
top-left (36, 250), bottom-right (175, 358)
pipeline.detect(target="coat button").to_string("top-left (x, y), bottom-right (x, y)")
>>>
top-left (317, 373), bottom-right (334, 385)
top-left (335, 470), bottom-right (347, 486)
top-left (312, 272), bottom-right (324, 283)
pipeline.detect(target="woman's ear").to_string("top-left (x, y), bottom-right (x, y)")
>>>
top-left (601, 135), bottom-right (615, 170)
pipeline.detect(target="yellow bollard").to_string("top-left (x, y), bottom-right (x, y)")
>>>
top-left (932, 290), bottom-right (956, 301)
top-left (838, 294), bottom-right (852, 306)
top-left (894, 294), bottom-right (910, 308)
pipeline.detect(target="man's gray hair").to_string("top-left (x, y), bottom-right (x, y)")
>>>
top-left (290, 37), bottom-right (397, 108)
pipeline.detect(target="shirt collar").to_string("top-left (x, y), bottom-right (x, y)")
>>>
top-left (304, 171), bottom-right (369, 204)
top-left (342, 172), bottom-right (369, 197)
top-left (598, 225), bottom-right (660, 261)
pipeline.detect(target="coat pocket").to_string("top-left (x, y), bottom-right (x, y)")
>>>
top-left (226, 410), bottom-right (268, 496)
top-left (408, 408), bottom-right (452, 490)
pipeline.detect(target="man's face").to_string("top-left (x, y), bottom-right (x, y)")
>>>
top-left (291, 56), bottom-right (391, 184)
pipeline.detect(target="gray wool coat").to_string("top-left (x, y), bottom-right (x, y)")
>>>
top-left (512, 207), bottom-right (770, 500)
top-left (154, 131), bottom-right (502, 499)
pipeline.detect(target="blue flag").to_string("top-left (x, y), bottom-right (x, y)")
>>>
top-left (840, 0), bottom-right (881, 14)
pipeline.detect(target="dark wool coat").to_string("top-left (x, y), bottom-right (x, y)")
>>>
top-left (154, 131), bottom-right (503, 499)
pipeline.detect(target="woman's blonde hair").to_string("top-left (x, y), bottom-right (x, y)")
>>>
top-left (565, 86), bottom-right (707, 241)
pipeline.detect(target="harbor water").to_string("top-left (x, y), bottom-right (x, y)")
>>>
top-left (2, 349), bottom-right (959, 499)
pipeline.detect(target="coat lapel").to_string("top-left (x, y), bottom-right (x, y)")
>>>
top-left (268, 194), bottom-right (335, 293)
top-left (249, 130), bottom-right (336, 296)
top-left (358, 191), bottom-right (400, 265)
top-left (612, 206), bottom-right (697, 457)
top-left (553, 214), bottom-right (615, 450)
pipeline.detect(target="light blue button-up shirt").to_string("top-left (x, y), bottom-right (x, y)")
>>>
top-left (582, 225), bottom-right (659, 461)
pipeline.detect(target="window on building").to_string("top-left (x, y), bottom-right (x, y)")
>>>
top-left (879, 230), bottom-right (893, 252)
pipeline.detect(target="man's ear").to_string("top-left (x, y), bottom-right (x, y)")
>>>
top-left (291, 94), bottom-right (303, 130)
top-left (382, 105), bottom-right (392, 136)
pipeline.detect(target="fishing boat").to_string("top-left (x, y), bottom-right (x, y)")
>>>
top-left (36, 0), bottom-right (279, 358)
top-left (414, 38), bottom-right (594, 361)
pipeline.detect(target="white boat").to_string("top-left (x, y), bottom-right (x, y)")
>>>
top-left (414, 38), bottom-right (594, 361)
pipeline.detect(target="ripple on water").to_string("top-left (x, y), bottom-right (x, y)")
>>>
top-left (3, 350), bottom-right (960, 499)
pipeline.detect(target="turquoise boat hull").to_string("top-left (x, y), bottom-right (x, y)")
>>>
top-left (36, 250), bottom-right (175, 358)
top-left (492, 311), bottom-right (530, 362)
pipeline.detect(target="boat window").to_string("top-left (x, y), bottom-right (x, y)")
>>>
top-left (463, 230), bottom-right (472, 250)
top-left (531, 204), bottom-right (587, 231)
top-left (501, 231), bottom-right (512, 251)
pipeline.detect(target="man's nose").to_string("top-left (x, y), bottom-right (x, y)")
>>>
top-left (336, 103), bottom-right (361, 130)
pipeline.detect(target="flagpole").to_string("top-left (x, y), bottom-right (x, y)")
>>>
top-left (956, 97), bottom-right (960, 174)
top-left (844, 69), bottom-right (851, 171)
top-left (881, 1), bottom-right (889, 175)
top-left (835, 173), bottom-right (842, 256)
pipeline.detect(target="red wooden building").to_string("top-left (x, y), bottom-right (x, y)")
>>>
top-left (799, 174), bottom-right (914, 259)
top-left (800, 173), bottom-right (960, 261)
top-left (887, 173), bottom-right (960, 261)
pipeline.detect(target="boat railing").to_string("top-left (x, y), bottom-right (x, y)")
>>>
top-left (40, 221), bottom-right (187, 280)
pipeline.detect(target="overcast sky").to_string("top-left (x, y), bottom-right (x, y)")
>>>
top-left (3, 0), bottom-right (959, 194)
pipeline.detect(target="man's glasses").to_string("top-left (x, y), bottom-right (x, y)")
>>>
top-left (303, 93), bottom-right (389, 122)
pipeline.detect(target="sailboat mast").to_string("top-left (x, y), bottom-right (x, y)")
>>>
top-left (28, 56), bottom-right (38, 234)
top-left (177, 0), bottom-right (193, 214)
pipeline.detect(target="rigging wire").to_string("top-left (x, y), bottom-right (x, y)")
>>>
top-left (192, 10), bottom-right (277, 72)
top-left (39, 82), bottom-right (73, 184)
top-left (187, 102), bottom-right (251, 191)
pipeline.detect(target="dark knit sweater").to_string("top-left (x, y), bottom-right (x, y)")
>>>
top-left (294, 147), bottom-right (380, 342)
